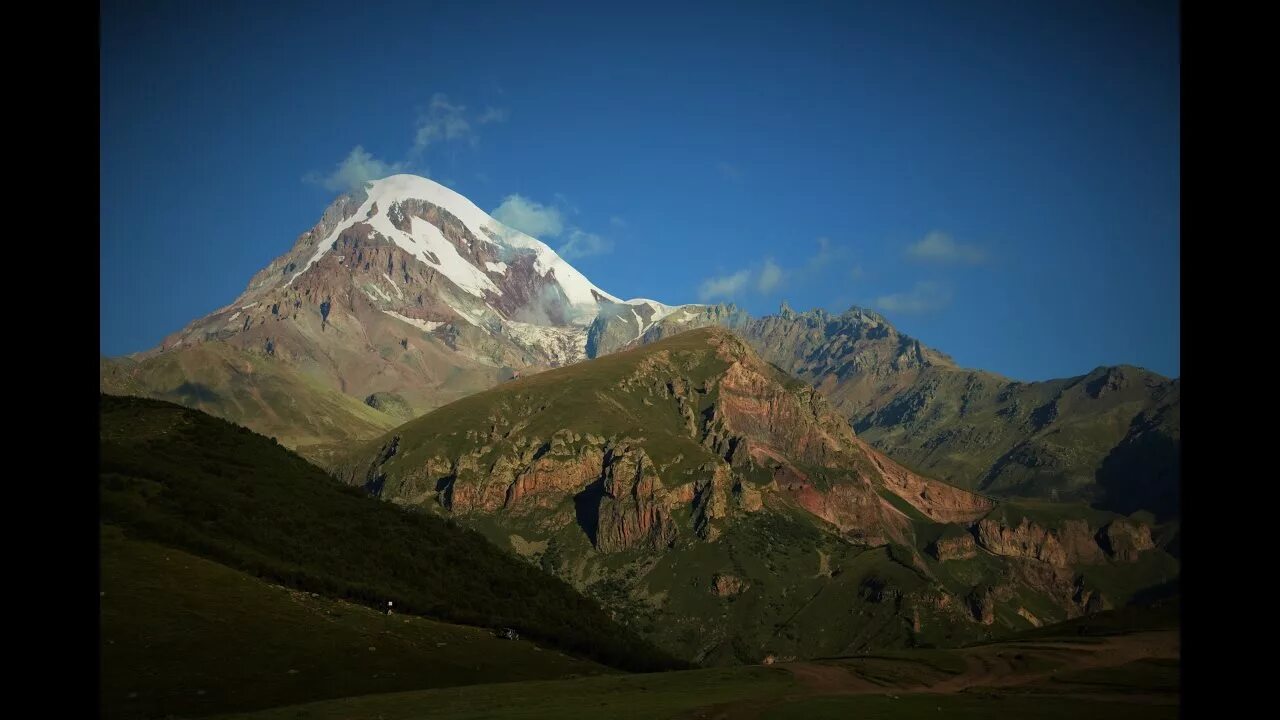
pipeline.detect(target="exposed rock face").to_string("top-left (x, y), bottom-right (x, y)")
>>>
top-left (976, 517), bottom-right (1105, 567)
top-left (613, 303), bottom-right (1180, 516)
top-left (965, 587), bottom-right (997, 625)
top-left (711, 574), bottom-right (749, 597)
top-left (1098, 519), bottom-right (1155, 561)
top-left (1017, 607), bottom-right (1043, 627)
top-left (856, 439), bottom-right (992, 523)
top-left (506, 448), bottom-right (604, 513)
top-left (350, 328), bottom-right (991, 556)
top-left (597, 445), bottom-right (679, 552)
top-left (340, 328), bottom-right (1175, 664)
top-left (930, 533), bottom-right (979, 561)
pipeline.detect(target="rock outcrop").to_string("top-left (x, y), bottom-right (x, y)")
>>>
top-left (1097, 519), bottom-right (1155, 561)
top-left (711, 574), bottom-right (749, 597)
top-left (930, 532), bottom-right (979, 561)
top-left (975, 516), bottom-right (1105, 567)
top-left (596, 445), bottom-right (679, 552)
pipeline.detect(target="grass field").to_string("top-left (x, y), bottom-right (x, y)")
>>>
top-left (213, 667), bottom-right (795, 720)
top-left (99, 394), bottom-right (684, 674)
top-left (100, 526), bottom-right (611, 720)
top-left (212, 627), bottom-right (1179, 719)
top-left (756, 693), bottom-right (1176, 720)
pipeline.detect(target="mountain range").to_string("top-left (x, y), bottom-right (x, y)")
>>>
top-left (101, 174), bottom-right (1179, 520)
top-left (100, 174), bottom-right (1179, 664)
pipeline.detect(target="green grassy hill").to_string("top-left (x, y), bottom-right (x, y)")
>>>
top-left (211, 623), bottom-right (1179, 720)
top-left (99, 394), bottom-right (685, 684)
top-left (101, 526), bottom-right (610, 720)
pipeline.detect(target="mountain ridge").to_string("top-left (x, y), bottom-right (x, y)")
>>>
top-left (101, 175), bottom-right (1178, 515)
top-left (337, 327), bottom-right (1177, 663)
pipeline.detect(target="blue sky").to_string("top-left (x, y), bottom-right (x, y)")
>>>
top-left (101, 0), bottom-right (1179, 381)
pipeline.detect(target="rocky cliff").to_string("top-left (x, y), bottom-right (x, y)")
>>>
top-left (596, 302), bottom-right (1180, 519)
top-left (339, 328), bottom-right (1175, 663)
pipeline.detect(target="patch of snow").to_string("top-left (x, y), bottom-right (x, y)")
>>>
top-left (502, 320), bottom-right (589, 366)
top-left (383, 311), bottom-right (445, 333)
top-left (228, 311), bottom-right (241, 323)
top-left (485, 261), bottom-right (508, 274)
top-left (291, 174), bottom-right (640, 326)
top-left (240, 302), bottom-right (259, 310)
top-left (381, 273), bottom-right (404, 298)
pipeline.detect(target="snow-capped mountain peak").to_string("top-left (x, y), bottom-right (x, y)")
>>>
top-left (160, 173), bottom-right (693, 371)
top-left (289, 175), bottom-right (621, 325)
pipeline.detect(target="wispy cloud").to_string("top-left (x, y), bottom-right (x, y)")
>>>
top-left (717, 161), bottom-right (743, 182)
top-left (559, 229), bottom-right (613, 260)
top-left (698, 270), bottom-right (752, 301)
top-left (756, 258), bottom-right (785, 293)
top-left (696, 239), bottom-right (857, 303)
top-left (906, 231), bottom-right (986, 264)
top-left (412, 93), bottom-right (474, 156)
top-left (306, 146), bottom-right (408, 193)
top-left (490, 193), bottom-right (612, 260)
top-left (874, 281), bottom-right (952, 314)
top-left (491, 194), bottom-right (565, 238)
top-left (609, 216), bottom-right (627, 228)
top-left (310, 92), bottom-right (504, 193)
top-left (477, 106), bottom-right (510, 124)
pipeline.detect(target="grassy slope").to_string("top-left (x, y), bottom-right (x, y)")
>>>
top-left (759, 694), bottom-right (1175, 720)
top-left (215, 625), bottom-right (1179, 720)
top-left (99, 394), bottom-right (684, 675)
top-left (100, 344), bottom-right (398, 461)
top-left (213, 668), bottom-right (797, 720)
top-left (360, 327), bottom-right (739, 478)
top-left (101, 526), bottom-right (610, 720)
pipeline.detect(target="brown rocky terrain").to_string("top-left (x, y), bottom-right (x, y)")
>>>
top-left (347, 328), bottom-right (992, 554)
top-left (596, 302), bottom-right (1180, 519)
top-left (336, 328), bottom-right (1174, 663)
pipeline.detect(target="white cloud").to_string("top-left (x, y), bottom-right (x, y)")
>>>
top-left (756, 258), bottom-right (785, 293)
top-left (874, 281), bottom-right (952, 314)
top-left (477, 107), bottom-right (509, 124)
top-left (906, 231), bottom-right (986, 264)
top-left (490, 193), bottom-right (613, 260)
top-left (558, 229), bottom-right (613, 260)
top-left (491, 195), bottom-right (565, 238)
top-left (308, 146), bottom-right (407, 193)
top-left (311, 92), bottom-right (510, 195)
top-left (412, 93), bottom-right (474, 155)
top-left (698, 270), bottom-right (752, 301)
top-left (807, 237), bottom-right (838, 271)
top-left (696, 240), bottom-right (852, 304)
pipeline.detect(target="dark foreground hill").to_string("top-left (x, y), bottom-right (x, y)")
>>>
top-left (100, 526), bottom-right (612, 720)
top-left (99, 395), bottom-right (684, 686)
